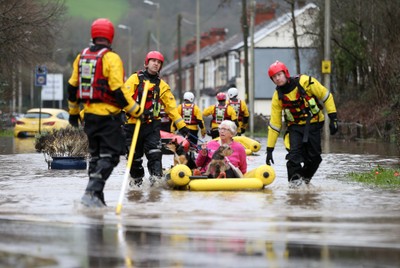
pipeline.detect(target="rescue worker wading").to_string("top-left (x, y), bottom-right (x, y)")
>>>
top-left (67, 18), bottom-right (141, 208)
top-left (177, 91), bottom-right (206, 146)
top-left (124, 51), bottom-right (189, 187)
top-left (227, 86), bottom-right (250, 135)
top-left (265, 61), bottom-right (339, 188)
top-left (202, 92), bottom-right (238, 139)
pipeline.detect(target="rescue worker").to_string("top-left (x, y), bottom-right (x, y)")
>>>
top-left (67, 18), bottom-right (141, 207)
top-left (124, 51), bottom-right (189, 187)
top-left (177, 91), bottom-right (206, 146)
top-left (202, 92), bottom-right (238, 139)
top-left (227, 86), bottom-right (250, 135)
top-left (265, 61), bottom-right (338, 187)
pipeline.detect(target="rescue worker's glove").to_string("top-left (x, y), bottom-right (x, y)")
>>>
top-left (69, 114), bottom-right (80, 128)
top-left (328, 113), bottom-right (338, 135)
top-left (179, 126), bottom-right (189, 137)
top-left (266, 147), bottom-right (274, 165)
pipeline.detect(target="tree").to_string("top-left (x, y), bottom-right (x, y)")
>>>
top-left (0, 0), bottom-right (65, 109)
top-left (313, 0), bottom-right (400, 143)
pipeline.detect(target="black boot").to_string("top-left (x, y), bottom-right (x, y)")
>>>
top-left (129, 177), bottom-right (143, 187)
top-left (289, 174), bottom-right (303, 188)
top-left (81, 191), bottom-right (106, 208)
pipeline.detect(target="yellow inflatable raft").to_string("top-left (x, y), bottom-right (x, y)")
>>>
top-left (215, 136), bottom-right (261, 155)
top-left (165, 164), bottom-right (275, 191)
top-left (233, 136), bottom-right (261, 153)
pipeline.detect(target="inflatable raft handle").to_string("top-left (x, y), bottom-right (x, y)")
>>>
top-left (189, 175), bottom-right (209, 179)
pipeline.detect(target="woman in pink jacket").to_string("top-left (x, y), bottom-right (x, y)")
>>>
top-left (195, 120), bottom-right (247, 177)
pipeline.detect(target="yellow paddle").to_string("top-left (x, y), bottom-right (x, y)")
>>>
top-left (116, 80), bottom-right (150, 214)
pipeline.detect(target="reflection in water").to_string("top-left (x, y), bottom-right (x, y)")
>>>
top-left (285, 188), bottom-right (321, 208)
top-left (84, 221), bottom-right (125, 267)
top-left (0, 137), bottom-right (36, 155)
top-left (1, 216), bottom-right (398, 267)
top-left (13, 137), bottom-right (36, 154)
top-left (126, 188), bottom-right (162, 203)
top-left (325, 139), bottom-right (399, 157)
top-left (0, 137), bottom-right (400, 267)
top-left (115, 225), bottom-right (400, 267)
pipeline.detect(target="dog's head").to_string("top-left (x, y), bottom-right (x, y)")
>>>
top-left (212, 144), bottom-right (233, 159)
top-left (220, 144), bottom-right (233, 157)
top-left (165, 142), bottom-right (177, 154)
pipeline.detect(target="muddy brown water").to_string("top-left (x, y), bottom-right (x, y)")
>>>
top-left (0, 137), bottom-right (399, 268)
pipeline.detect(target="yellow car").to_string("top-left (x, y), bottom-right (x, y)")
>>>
top-left (14, 108), bottom-right (70, 137)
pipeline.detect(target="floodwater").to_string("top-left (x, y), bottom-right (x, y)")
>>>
top-left (0, 136), bottom-right (399, 268)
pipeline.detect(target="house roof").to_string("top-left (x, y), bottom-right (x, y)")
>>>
top-left (233, 3), bottom-right (317, 49)
top-left (162, 3), bottom-right (318, 76)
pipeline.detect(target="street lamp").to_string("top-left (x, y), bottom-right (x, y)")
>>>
top-left (117, 24), bottom-right (132, 75)
top-left (143, 0), bottom-right (160, 51)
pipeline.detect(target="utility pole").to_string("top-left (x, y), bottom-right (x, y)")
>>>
top-left (147, 30), bottom-right (151, 52)
top-left (18, 62), bottom-right (22, 114)
top-left (249, 0), bottom-right (255, 137)
top-left (241, 0), bottom-right (249, 103)
top-left (195, 0), bottom-right (200, 106)
top-left (177, 14), bottom-right (183, 103)
top-left (323, 0), bottom-right (331, 144)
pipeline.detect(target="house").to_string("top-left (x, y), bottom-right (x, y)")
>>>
top-left (162, 3), bottom-right (319, 117)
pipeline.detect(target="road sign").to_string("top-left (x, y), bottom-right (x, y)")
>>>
top-left (41, 74), bottom-right (63, 101)
top-left (35, 65), bottom-right (47, 86)
top-left (321, 60), bottom-right (331, 74)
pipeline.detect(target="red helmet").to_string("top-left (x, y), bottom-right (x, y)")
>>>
top-left (216, 92), bottom-right (226, 101)
top-left (91, 18), bottom-right (115, 44)
top-left (145, 51), bottom-right (164, 70)
top-left (268, 61), bottom-right (290, 79)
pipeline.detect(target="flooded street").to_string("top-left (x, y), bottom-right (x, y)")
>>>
top-left (0, 136), bottom-right (399, 267)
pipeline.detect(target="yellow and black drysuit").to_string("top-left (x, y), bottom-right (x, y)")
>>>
top-left (203, 101), bottom-right (238, 139)
top-left (67, 44), bottom-right (141, 205)
top-left (177, 102), bottom-right (206, 146)
top-left (266, 75), bottom-right (338, 182)
top-left (227, 98), bottom-right (250, 135)
top-left (124, 70), bottom-right (188, 182)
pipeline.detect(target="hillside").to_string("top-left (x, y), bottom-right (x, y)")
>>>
top-left (65, 0), bottom-right (129, 22)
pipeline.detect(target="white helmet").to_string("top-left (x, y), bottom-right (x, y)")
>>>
top-left (183, 92), bottom-right (195, 103)
top-left (227, 87), bottom-right (238, 99)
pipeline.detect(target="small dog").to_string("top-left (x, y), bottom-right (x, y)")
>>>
top-left (204, 144), bottom-right (233, 178)
top-left (165, 139), bottom-right (197, 169)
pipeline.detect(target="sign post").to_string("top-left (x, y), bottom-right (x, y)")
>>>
top-left (35, 65), bottom-right (47, 134)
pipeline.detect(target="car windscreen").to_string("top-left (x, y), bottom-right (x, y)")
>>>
top-left (24, 113), bottom-right (52, 119)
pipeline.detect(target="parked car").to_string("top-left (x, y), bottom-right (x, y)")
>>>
top-left (14, 108), bottom-right (70, 137)
top-left (0, 112), bottom-right (23, 130)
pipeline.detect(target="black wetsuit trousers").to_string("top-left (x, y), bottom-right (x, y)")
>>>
top-left (286, 122), bottom-right (323, 181)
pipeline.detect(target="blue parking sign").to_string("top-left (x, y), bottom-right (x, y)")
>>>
top-left (35, 65), bottom-right (47, 86)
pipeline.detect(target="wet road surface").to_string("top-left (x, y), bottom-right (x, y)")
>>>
top-left (0, 137), bottom-right (399, 267)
